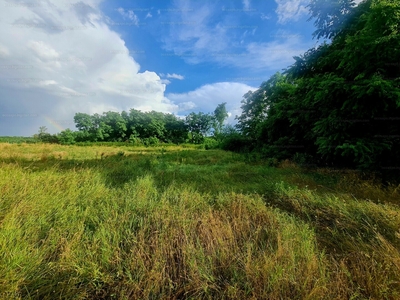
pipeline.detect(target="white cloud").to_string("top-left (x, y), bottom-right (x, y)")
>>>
top-left (27, 41), bottom-right (60, 60)
top-left (145, 12), bottom-right (152, 19)
top-left (261, 13), bottom-right (271, 20)
top-left (0, 0), bottom-right (178, 135)
top-left (242, 39), bottom-right (307, 70)
top-left (162, 0), bottom-right (311, 71)
top-left (166, 73), bottom-right (184, 80)
top-left (242, 0), bottom-right (251, 11)
top-left (275, 0), bottom-right (364, 24)
top-left (116, 7), bottom-right (139, 25)
top-left (0, 44), bottom-right (10, 57)
top-left (275, 0), bottom-right (309, 24)
top-left (162, 0), bottom-right (229, 63)
top-left (167, 82), bottom-right (257, 123)
top-left (160, 79), bottom-right (171, 85)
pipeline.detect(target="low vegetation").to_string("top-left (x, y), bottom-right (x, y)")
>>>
top-left (1, 143), bottom-right (399, 299)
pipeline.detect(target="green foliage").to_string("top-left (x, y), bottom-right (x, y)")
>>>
top-left (235, 0), bottom-right (400, 176)
top-left (203, 137), bottom-right (219, 150)
top-left (57, 128), bottom-right (76, 145)
top-left (35, 126), bottom-right (59, 144)
top-left (0, 136), bottom-right (39, 144)
top-left (72, 109), bottom-right (189, 144)
top-left (307, 0), bottom-right (361, 40)
top-left (213, 102), bottom-right (229, 135)
top-left (142, 136), bottom-right (159, 146)
top-left (34, 103), bottom-right (232, 147)
top-left (185, 112), bottom-right (213, 144)
top-left (218, 125), bottom-right (251, 152)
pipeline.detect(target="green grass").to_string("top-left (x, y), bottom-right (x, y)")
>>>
top-left (0, 136), bottom-right (39, 144)
top-left (0, 143), bottom-right (399, 299)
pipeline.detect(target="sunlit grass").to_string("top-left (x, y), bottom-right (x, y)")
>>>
top-left (0, 143), bottom-right (399, 299)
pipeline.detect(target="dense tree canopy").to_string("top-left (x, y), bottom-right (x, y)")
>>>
top-left (38, 103), bottom-right (229, 146)
top-left (235, 0), bottom-right (400, 176)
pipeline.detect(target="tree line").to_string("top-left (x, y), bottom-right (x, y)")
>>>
top-left (35, 103), bottom-right (228, 146)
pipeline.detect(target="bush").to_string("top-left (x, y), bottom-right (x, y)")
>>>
top-left (220, 134), bottom-right (251, 152)
top-left (143, 137), bottom-right (159, 146)
top-left (129, 136), bottom-right (143, 146)
top-left (291, 153), bottom-right (318, 168)
top-left (203, 137), bottom-right (219, 150)
top-left (38, 133), bottom-right (59, 144)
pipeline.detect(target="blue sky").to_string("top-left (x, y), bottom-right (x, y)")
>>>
top-left (0, 0), bottom-right (348, 136)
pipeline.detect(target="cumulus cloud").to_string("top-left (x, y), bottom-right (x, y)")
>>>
top-left (0, 0), bottom-right (176, 135)
top-left (167, 82), bottom-right (257, 123)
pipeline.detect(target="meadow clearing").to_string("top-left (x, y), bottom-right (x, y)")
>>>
top-left (0, 142), bottom-right (399, 299)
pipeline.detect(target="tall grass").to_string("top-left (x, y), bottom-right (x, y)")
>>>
top-left (0, 143), bottom-right (399, 299)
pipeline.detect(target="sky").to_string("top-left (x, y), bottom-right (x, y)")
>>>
top-left (0, 0), bottom-right (362, 136)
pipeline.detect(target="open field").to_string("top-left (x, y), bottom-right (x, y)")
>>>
top-left (1, 143), bottom-right (399, 299)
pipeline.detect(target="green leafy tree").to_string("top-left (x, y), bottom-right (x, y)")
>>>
top-left (74, 113), bottom-right (96, 141)
top-left (213, 102), bottom-right (228, 135)
top-left (164, 114), bottom-right (188, 144)
top-left (301, 0), bottom-right (400, 169)
top-left (236, 0), bottom-right (400, 173)
top-left (306, 0), bottom-right (362, 40)
top-left (185, 112), bottom-right (213, 144)
top-left (57, 128), bottom-right (76, 145)
top-left (101, 111), bottom-right (127, 141)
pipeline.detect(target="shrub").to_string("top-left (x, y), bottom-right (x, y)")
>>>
top-left (203, 137), bottom-right (219, 150)
top-left (38, 133), bottom-right (59, 144)
top-left (143, 137), bottom-right (159, 146)
top-left (292, 152), bottom-right (317, 169)
top-left (221, 134), bottom-right (251, 152)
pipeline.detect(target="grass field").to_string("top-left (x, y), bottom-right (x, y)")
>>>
top-left (0, 143), bottom-right (399, 299)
